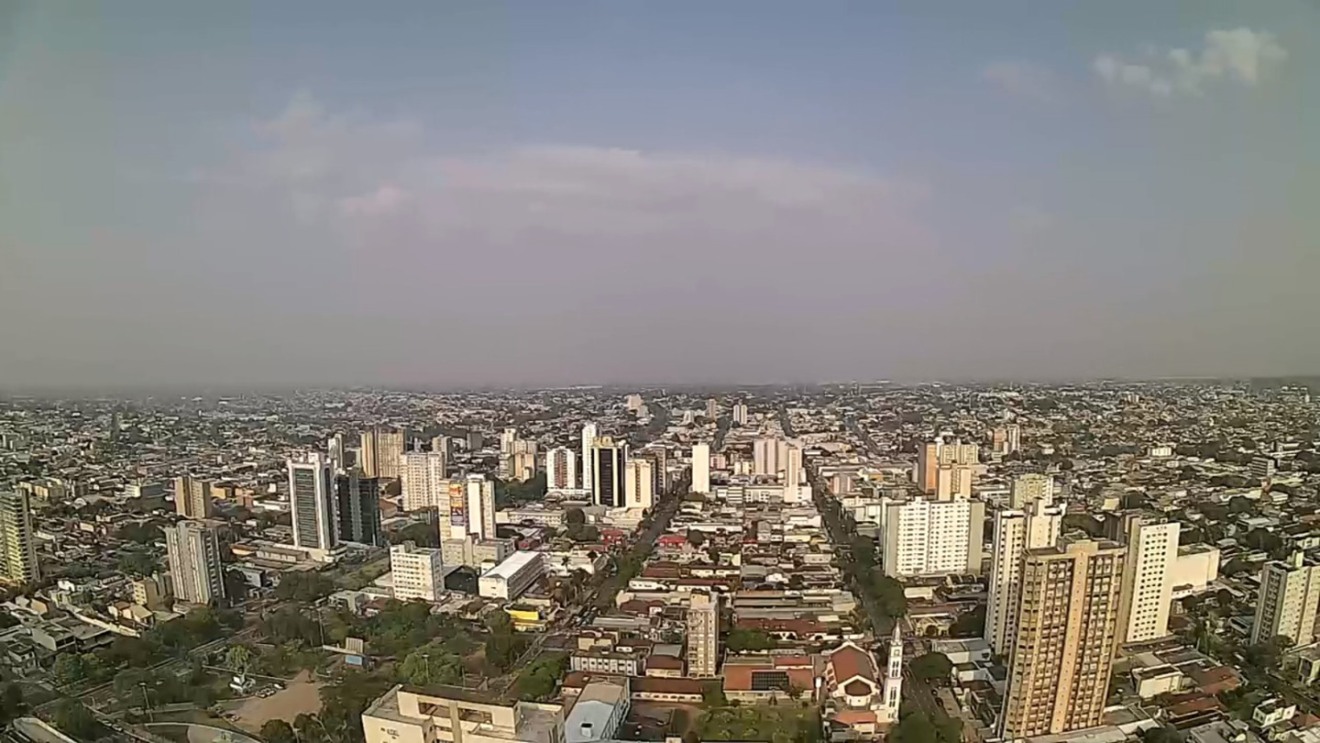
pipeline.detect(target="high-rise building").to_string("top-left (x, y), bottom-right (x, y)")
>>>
top-left (1011, 473), bottom-right (1055, 509)
top-left (752, 437), bottom-right (789, 477)
top-left (731, 403), bottom-right (749, 426)
top-left (880, 496), bottom-right (985, 577)
top-left (591, 436), bottom-right (628, 508)
top-left (991, 424), bottom-right (1023, 456)
top-left (500, 428), bottom-right (518, 455)
top-left (691, 443), bottom-right (711, 494)
top-left (1252, 552), bottom-right (1320, 646)
top-left (173, 475), bottom-right (214, 519)
top-left (916, 437), bottom-right (979, 495)
top-left (511, 439), bottom-right (538, 482)
top-left (445, 474), bottom-right (496, 542)
top-left (400, 452), bottom-right (448, 512)
top-left (1116, 515), bottom-right (1180, 644)
top-left (705, 399), bottom-right (718, 419)
top-left (1251, 455), bottom-right (1278, 482)
top-left (1000, 539), bottom-right (1126, 740)
top-left (165, 520), bottom-right (225, 605)
top-left (934, 463), bottom-right (975, 501)
top-left (431, 435), bottom-right (453, 458)
top-left (545, 447), bottom-right (577, 492)
top-left (686, 590), bottom-right (720, 677)
top-left (288, 453), bottom-right (338, 554)
top-left (648, 446), bottom-right (670, 493)
top-left (336, 470), bottom-right (382, 546)
top-left (360, 428), bottom-right (408, 479)
top-left (985, 500), bottom-right (1064, 654)
top-left (390, 541), bottom-right (446, 603)
top-left (625, 458), bottom-right (655, 510)
top-left (328, 433), bottom-right (347, 471)
top-left (0, 491), bottom-right (40, 585)
top-left (580, 423), bottom-right (598, 491)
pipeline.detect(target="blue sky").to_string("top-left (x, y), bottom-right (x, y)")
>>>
top-left (2, 2), bottom-right (1317, 387)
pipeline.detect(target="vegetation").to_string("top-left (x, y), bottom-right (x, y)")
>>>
top-left (495, 473), bottom-right (547, 507)
top-left (49, 699), bottom-right (105, 741)
top-left (888, 709), bottom-right (962, 743)
top-left (515, 653), bottom-right (568, 700)
top-left (274, 571), bottom-right (338, 603)
top-left (698, 705), bottom-right (821, 743)
top-left (726, 628), bottom-right (777, 652)
top-left (52, 607), bottom-right (241, 687)
top-left (261, 719), bottom-right (298, 743)
top-left (909, 653), bottom-right (953, 684)
top-left (389, 521), bottom-right (440, 548)
top-left (948, 605), bottom-right (985, 638)
top-left (0, 684), bottom-right (25, 726)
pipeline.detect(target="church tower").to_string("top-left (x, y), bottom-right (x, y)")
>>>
top-left (880, 624), bottom-right (904, 722)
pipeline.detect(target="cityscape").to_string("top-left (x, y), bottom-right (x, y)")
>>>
top-left (3, 3), bottom-right (1318, 743)
top-left (2, 382), bottom-right (1320, 743)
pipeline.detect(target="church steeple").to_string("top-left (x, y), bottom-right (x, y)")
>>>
top-left (881, 623), bottom-right (904, 721)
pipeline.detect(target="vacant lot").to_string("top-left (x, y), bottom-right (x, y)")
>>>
top-left (232, 671), bottom-right (322, 731)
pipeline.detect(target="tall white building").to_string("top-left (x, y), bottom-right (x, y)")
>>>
top-left (691, 443), bottom-right (711, 494)
top-left (1118, 516), bottom-right (1180, 644)
top-left (580, 422), bottom-right (598, 492)
top-left (400, 451), bottom-right (448, 511)
top-left (1011, 473), bottom-right (1055, 509)
top-left (165, 520), bottom-right (225, 605)
top-left (288, 453), bottom-right (338, 556)
top-left (880, 496), bottom-right (985, 578)
top-left (753, 437), bottom-right (788, 477)
top-left (0, 491), bottom-right (40, 585)
top-left (1253, 552), bottom-right (1320, 646)
top-left (731, 404), bottom-right (749, 426)
top-left (390, 541), bottom-right (446, 603)
top-left (985, 499), bottom-right (1064, 654)
top-left (686, 591), bottom-right (720, 677)
top-left (452, 474), bottom-right (496, 542)
top-left (545, 447), bottom-right (577, 492)
top-left (625, 458), bottom-right (655, 510)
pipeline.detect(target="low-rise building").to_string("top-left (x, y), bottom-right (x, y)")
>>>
top-left (479, 551), bottom-right (545, 601)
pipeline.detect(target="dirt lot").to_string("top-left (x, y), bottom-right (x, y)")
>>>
top-left (232, 671), bottom-right (323, 731)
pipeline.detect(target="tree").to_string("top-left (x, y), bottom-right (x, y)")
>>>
top-left (227, 645), bottom-right (254, 676)
top-left (890, 710), bottom-right (938, 743)
top-left (515, 653), bottom-right (567, 701)
top-left (389, 521), bottom-right (440, 548)
top-left (874, 576), bottom-right (907, 620)
top-left (909, 653), bottom-right (954, 684)
top-left (565, 508), bottom-right (586, 526)
top-left (274, 572), bottom-right (337, 603)
top-left (687, 529), bottom-right (707, 547)
top-left (261, 719), bottom-right (298, 743)
top-left (0, 684), bottom-right (25, 725)
top-left (52, 700), bottom-right (103, 741)
top-left (399, 645), bottom-right (463, 686)
top-left (948, 605), bottom-right (986, 638)
top-left (726, 629), bottom-right (776, 652)
top-left (1244, 528), bottom-right (1283, 555)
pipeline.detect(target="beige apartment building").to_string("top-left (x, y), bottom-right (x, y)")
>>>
top-left (173, 475), bottom-right (214, 519)
top-left (686, 590), bottom-right (720, 677)
top-left (362, 685), bottom-right (563, 743)
top-left (1252, 552), bottom-right (1320, 646)
top-left (1000, 539), bottom-right (1126, 740)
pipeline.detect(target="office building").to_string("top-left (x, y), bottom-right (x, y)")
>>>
top-left (431, 435), bottom-right (453, 459)
top-left (165, 520), bottom-right (225, 605)
top-left (731, 403), bottom-right (749, 426)
top-left (546, 447), bottom-right (577, 491)
top-left (705, 399), bottom-right (718, 419)
top-left (360, 428), bottom-right (407, 480)
top-left (173, 475), bottom-right (214, 519)
top-left (985, 499), bottom-right (1064, 654)
top-left (1117, 516), bottom-right (1180, 644)
top-left (445, 474), bottom-right (496, 542)
top-left (442, 535), bottom-right (514, 570)
top-left (0, 491), bottom-right (40, 585)
top-left (1011, 473), bottom-right (1055, 509)
top-left (880, 496), bottom-right (985, 578)
top-left (288, 453), bottom-right (338, 554)
top-left (624, 458), bottom-right (654, 510)
top-left (692, 443), bottom-right (711, 495)
top-left (479, 551), bottom-right (545, 601)
top-left (1252, 552), bottom-right (1320, 646)
top-left (336, 470), bottom-right (382, 546)
top-left (591, 436), bottom-right (628, 508)
top-left (686, 591), bottom-right (720, 677)
top-left (400, 451), bottom-right (448, 512)
top-left (1000, 540), bottom-right (1126, 740)
top-left (647, 446), bottom-right (669, 492)
top-left (1251, 456), bottom-right (1278, 482)
top-left (915, 437), bottom-right (978, 495)
top-left (362, 685), bottom-right (564, 743)
top-left (580, 422), bottom-right (598, 491)
top-left (390, 542), bottom-right (446, 603)
top-left (328, 433), bottom-right (347, 471)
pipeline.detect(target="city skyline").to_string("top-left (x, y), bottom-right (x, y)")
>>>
top-left (2, 2), bottom-right (1318, 388)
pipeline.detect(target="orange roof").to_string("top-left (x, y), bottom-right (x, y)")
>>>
top-left (828, 644), bottom-right (877, 684)
top-left (844, 680), bottom-right (874, 697)
top-left (774, 655), bottom-right (813, 668)
top-left (646, 655), bottom-right (684, 670)
top-left (833, 710), bottom-right (878, 725)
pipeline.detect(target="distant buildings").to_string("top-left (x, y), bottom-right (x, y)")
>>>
top-left (753, 437), bottom-right (789, 477)
top-left (288, 453), bottom-right (339, 557)
top-left (591, 436), bottom-right (628, 508)
top-left (1000, 539), bottom-right (1126, 739)
top-left (915, 437), bottom-right (978, 497)
top-left (691, 443), bottom-right (711, 495)
top-left (165, 520), bottom-right (225, 605)
top-left (1252, 552), bottom-right (1320, 646)
top-left (0, 490), bottom-right (40, 584)
top-left (685, 590), bottom-right (720, 677)
top-left (731, 403), bottom-right (749, 426)
top-left (173, 475), bottom-right (214, 519)
top-left (390, 541), bottom-right (446, 602)
top-left (401, 451), bottom-right (448, 512)
top-left (1010, 473), bottom-right (1054, 509)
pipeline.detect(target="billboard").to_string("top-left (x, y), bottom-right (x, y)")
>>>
top-left (449, 481), bottom-right (466, 527)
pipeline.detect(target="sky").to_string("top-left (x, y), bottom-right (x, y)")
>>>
top-left (1, 2), bottom-right (1318, 389)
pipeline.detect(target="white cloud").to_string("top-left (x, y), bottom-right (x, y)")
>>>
top-left (982, 61), bottom-right (1058, 101)
top-left (1094, 27), bottom-right (1286, 98)
top-left (227, 93), bottom-right (933, 252)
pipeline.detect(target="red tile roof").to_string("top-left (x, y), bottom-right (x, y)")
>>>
top-left (827, 644), bottom-right (877, 685)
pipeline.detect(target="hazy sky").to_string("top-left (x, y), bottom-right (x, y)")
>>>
top-left (2, 2), bottom-right (1318, 388)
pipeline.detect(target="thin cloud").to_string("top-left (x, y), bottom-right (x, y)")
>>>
top-left (981, 61), bottom-right (1058, 101)
top-left (1094, 27), bottom-right (1286, 98)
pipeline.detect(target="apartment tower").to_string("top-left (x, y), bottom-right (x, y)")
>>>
top-left (165, 520), bottom-right (225, 605)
